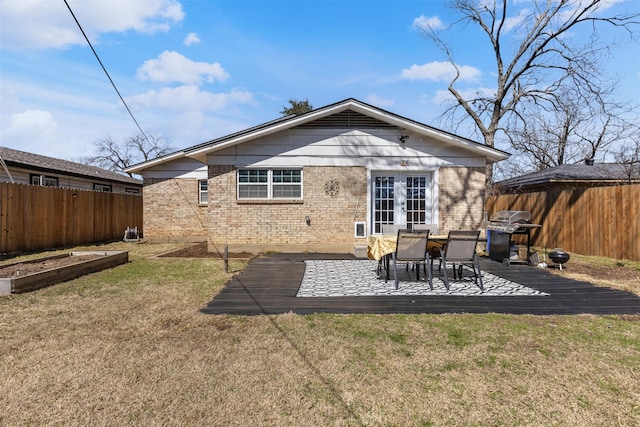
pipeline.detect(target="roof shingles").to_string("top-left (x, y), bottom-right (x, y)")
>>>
top-left (0, 146), bottom-right (142, 185)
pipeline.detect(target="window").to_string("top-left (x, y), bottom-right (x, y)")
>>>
top-left (198, 179), bottom-right (208, 204)
top-left (125, 188), bottom-right (140, 194)
top-left (93, 183), bottom-right (112, 192)
top-left (30, 174), bottom-right (58, 187)
top-left (238, 169), bottom-right (302, 199)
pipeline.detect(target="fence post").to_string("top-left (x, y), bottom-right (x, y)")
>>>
top-left (224, 245), bottom-right (228, 273)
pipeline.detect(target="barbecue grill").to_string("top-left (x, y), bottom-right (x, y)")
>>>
top-left (487, 210), bottom-right (541, 265)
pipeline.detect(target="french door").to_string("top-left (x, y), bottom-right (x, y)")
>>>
top-left (372, 172), bottom-right (433, 234)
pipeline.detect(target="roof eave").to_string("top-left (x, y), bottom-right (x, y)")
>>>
top-left (501, 177), bottom-right (636, 188)
top-left (125, 152), bottom-right (187, 174)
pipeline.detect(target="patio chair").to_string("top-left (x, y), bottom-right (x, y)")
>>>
top-left (412, 223), bottom-right (438, 235)
top-left (386, 229), bottom-right (432, 290)
top-left (435, 230), bottom-right (483, 290)
top-left (382, 224), bottom-right (401, 235)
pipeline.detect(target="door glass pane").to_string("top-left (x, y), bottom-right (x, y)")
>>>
top-left (373, 176), bottom-right (394, 233)
top-left (406, 176), bottom-right (428, 229)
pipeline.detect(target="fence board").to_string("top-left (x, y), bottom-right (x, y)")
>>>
top-left (486, 184), bottom-right (640, 261)
top-left (0, 182), bottom-right (142, 254)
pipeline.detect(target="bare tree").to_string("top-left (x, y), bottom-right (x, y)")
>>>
top-left (280, 98), bottom-right (313, 116)
top-left (421, 0), bottom-right (639, 191)
top-left (613, 136), bottom-right (640, 184)
top-left (505, 85), bottom-right (637, 173)
top-left (82, 133), bottom-right (173, 177)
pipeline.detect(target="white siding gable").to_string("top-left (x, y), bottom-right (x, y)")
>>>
top-left (207, 128), bottom-right (487, 169)
top-left (142, 158), bottom-right (207, 180)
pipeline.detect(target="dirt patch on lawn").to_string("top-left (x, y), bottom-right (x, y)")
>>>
top-left (159, 242), bottom-right (254, 259)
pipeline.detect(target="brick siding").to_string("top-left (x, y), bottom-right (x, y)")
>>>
top-left (437, 166), bottom-right (486, 232)
top-left (142, 177), bottom-right (208, 242)
top-left (206, 165), bottom-right (368, 253)
top-left (141, 165), bottom-right (486, 252)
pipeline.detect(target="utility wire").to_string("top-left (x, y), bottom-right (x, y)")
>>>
top-left (62, 0), bottom-right (150, 144)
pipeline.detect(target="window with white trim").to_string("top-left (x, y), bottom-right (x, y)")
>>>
top-left (93, 183), bottom-right (112, 192)
top-left (198, 179), bottom-right (208, 204)
top-left (237, 169), bottom-right (302, 199)
top-left (30, 174), bottom-right (58, 187)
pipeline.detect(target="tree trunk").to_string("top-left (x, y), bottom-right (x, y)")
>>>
top-left (483, 132), bottom-right (495, 197)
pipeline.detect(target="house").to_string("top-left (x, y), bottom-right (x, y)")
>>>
top-left (126, 98), bottom-right (509, 255)
top-left (0, 146), bottom-right (142, 194)
top-left (496, 160), bottom-right (640, 194)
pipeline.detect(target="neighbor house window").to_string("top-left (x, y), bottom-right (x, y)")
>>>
top-left (237, 169), bottom-right (302, 199)
top-left (198, 179), bottom-right (208, 204)
top-left (93, 183), bottom-right (112, 192)
top-left (125, 188), bottom-right (140, 194)
top-left (30, 174), bottom-right (58, 187)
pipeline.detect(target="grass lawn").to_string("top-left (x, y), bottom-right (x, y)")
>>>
top-left (1, 242), bottom-right (639, 426)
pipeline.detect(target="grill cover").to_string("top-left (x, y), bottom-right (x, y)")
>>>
top-left (489, 210), bottom-right (531, 225)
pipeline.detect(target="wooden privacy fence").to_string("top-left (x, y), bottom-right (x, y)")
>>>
top-left (1, 182), bottom-right (143, 254)
top-left (486, 184), bottom-right (640, 261)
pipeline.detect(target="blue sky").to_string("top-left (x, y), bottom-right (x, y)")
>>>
top-left (1, 0), bottom-right (639, 161)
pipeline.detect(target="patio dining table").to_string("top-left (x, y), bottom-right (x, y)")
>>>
top-left (367, 234), bottom-right (449, 280)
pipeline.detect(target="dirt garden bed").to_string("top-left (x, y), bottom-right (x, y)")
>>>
top-left (0, 251), bottom-right (128, 295)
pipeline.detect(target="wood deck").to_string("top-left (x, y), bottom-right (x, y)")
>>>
top-left (201, 254), bottom-right (640, 316)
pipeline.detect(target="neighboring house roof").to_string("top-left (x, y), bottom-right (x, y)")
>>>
top-left (126, 98), bottom-right (510, 173)
top-left (497, 162), bottom-right (640, 191)
top-left (0, 146), bottom-right (142, 186)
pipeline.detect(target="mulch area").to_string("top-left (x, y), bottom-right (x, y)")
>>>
top-left (159, 242), bottom-right (254, 259)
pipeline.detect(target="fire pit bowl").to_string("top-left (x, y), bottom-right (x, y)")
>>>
top-left (549, 249), bottom-right (570, 265)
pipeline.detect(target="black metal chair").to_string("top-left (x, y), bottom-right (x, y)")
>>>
top-left (412, 223), bottom-right (438, 235)
top-left (435, 230), bottom-right (483, 290)
top-left (386, 229), bottom-right (432, 290)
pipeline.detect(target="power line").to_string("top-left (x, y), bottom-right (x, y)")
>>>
top-left (62, 0), bottom-right (150, 144)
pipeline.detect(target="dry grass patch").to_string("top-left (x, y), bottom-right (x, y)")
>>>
top-left (540, 250), bottom-right (640, 296)
top-left (1, 242), bottom-right (639, 425)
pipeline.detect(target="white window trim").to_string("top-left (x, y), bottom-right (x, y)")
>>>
top-left (237, 168), bottom-right (303, 200)
top-left (198, 179), bottom-right (208, 205)
top-left (30, 174), bottom-right (58, 187)
top-left (93, 183), bottom-right (112, 192)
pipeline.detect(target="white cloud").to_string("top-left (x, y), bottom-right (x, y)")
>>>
top-left (5, 109), bottom-right (58, 136)
top-left (1, 109), bottom-right (64, 157)
top-left (0, 0), bottom-right (184, 50)
top-left (503, 9), bottom-right (530, 32)
top-left (137, 51), bottom-right (229, 85)
top-left (401, 61), bottom-right (481, 82)
top-left (127, 86), bottom-right (253, 112)
top-left (183, 32), bottom-right (201, 46)
top-left (412, 15), bottom-right (445, 31)
top-left (365, 95), bottom-right (394, 108)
